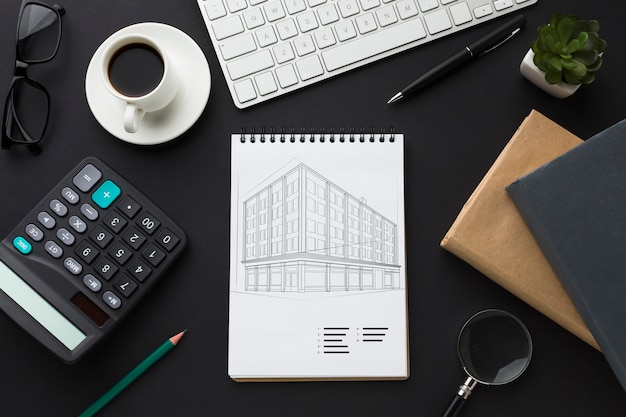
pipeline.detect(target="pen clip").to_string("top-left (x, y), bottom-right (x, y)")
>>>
top-left (478, 27), bottom-right (522, 57)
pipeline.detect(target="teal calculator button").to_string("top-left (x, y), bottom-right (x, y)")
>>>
top-left (13, 236), bottom-right (32, 254)
top-left (92, 180), bottom-right (121, 209)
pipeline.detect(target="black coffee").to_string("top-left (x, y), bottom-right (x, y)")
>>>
top-left (108, 43), bottom-right (164, 97)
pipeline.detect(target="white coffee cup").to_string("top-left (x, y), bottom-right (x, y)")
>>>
top-left (100, 34), bottom-right (178, 133)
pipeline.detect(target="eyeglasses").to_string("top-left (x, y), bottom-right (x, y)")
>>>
top-left (2, 1), bottom-right (64, 154)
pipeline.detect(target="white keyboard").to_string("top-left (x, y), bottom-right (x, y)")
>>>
top-left (197, 0), bottom-right (538, 108)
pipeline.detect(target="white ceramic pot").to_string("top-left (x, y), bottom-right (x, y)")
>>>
top-left (520, 49), bottom-right (581, 98)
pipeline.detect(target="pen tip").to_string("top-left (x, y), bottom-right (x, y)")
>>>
top-left (387, 92), bottom-right (403, 104)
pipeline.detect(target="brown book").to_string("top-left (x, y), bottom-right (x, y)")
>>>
top-left (440, 110), bottom-right (598, 350)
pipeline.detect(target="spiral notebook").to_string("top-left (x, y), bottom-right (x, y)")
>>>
top-left (228, 129), bottom-right (408, 381)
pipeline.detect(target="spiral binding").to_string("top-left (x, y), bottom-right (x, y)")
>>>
top-left (239, 127), bottom-right (395, 143)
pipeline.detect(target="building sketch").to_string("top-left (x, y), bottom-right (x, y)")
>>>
top-left (240, 163), bottom-right (402, 293)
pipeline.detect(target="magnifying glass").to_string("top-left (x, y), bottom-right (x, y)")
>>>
top-left (441, 309), bottom-right (533, 417)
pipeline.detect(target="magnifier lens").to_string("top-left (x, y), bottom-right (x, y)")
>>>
top-left (441, 309), bottom-right (532, 417)
top-left (458, 310), bottom-right (532, 384)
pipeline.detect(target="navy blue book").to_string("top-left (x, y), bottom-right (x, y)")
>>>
top-left (506, 118), bottom-right (626, 391)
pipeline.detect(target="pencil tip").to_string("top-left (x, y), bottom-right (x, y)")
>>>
top-left (170, 330), bottom-right (186, 345)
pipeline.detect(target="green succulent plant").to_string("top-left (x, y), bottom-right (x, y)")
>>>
top-left (531, 14), bottom-right (607, 85)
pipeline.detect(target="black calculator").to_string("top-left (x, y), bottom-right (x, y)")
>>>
top-left (0, 157), bottom-right (186, 363)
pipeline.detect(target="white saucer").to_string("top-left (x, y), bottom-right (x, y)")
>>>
top-left (85, 22), bottom-right (211, 145)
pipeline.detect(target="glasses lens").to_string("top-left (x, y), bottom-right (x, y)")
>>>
top-left (17, 4), bottom-right (61, 62)
top-left (5, 78), bottom-right (49, 143)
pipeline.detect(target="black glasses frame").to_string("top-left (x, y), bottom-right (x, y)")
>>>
top-left (2, 1), bottom-right (65, 154)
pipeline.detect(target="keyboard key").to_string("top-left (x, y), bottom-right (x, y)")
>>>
top-left (227, 50), bottom-right (274, 80)
top-left (396, 0), bottom-right (418, 19)
top-left (57, 228), bottom-right (75, 246)
top-left (355, 13), bottom-right (378, 34)
top-left (296, 55), bottom-right (325, 80)
top-left (212, 15), bottom-right (244, 40)
top-left (49, 199), bottom-right (68, 216)
top-left (263, 0), bottom-right (286, 21)
top-left (450, 2), bottom-right (472, 25)
top-left (314, 27), bottom-right (336, 49)
top-left (219, 33), bottom-right (257, 60)
top-left (80, 203), bottom-right (99, 221)
top-left (424, 9), bottom-right (452, 34)
top-left (25, 224), bottom-right (44, 242)
top-left (376, 6), bottom-right (398, 27)
top-left (294, 34), bottom-right (316, 56)
top-left (112, 274), bottom-right (138, 298)
top-left (285, 0), bottom-right (306, 14)
top-left (203, 0), bottom-right (227, 19)
top-left (494, 0), bottom-right (514, 10)
top-left (225, 0), bottom-right (247, 13)
top-left (337, 0), bottom-right (359, 18)
top-left (44, 240), bottom-right (63, 258)
top-left (13, 236), bottom-right (32, 255)
top-left (234, 79), bottom-right (258, 103)
top-left (256, 26), bottom-right (278, 47)
top-left (38, 211), bottom-right (56, 229)
top-left (102, 291), bottom-right (122, 310)
top-left (474, 4), bottom-right (494, 18)
top-left (128, 258), bottom-right (152, 282)
top-left (275, 64), bottom-right (299, 88)
top-left (318, 4), bottom-right (339, 25)
top-left (143, 243), bottom-right (167, 267)
top-left (72, 164), bottom-right (102, 192)
top-left (417, 0), bottom-right (438, 12)
top-left (322, 17), bottom-right (426, 71)
top-left (92, 180), bottom-right (121, 209)
top-left (255, 72), bottom-right (279, 95)
top-left (243, 7), bottom-right (265, 29)
top-left (335, 20), bottom-right (357, 41)
top-left (137, 211), bottom-right (161, 236)
top-left (116, 195), bottom-right (141, 219)
top-left (273, 42), bottom-right (295, 63)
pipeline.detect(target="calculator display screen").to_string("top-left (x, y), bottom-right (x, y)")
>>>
top-left (0, 261), bottom-right (86, 351)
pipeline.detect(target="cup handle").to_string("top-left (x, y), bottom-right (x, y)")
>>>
top-left (124, 103), bottom-right (145, 133)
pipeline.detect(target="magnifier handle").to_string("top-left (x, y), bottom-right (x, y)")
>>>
top-left (441, 377), bottom-right (478, 417)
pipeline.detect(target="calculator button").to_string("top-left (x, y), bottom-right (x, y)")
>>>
top-left (127, 258), bottom-right (152, 282)
top-left (69, 216), bottom-right (87, 233)
top-left (75, 240), bottom-right (99, 264)
top-left (108, 241), bottom-right (132, 265)
top-left (61, 187), bottom-right (80, 205)
top-left (73, 164), bottom-right (103, 192)
top-left (156, 228), bottom-right (181, 252)
top-left (63, 257), bottom-right (83, 275)
top-left (49, 199), bottom-right (68, 216)
top-left (142, 243), bottom-right (166, 267)
top-left (122, 227), bottom-right (147, 250)
top-left (137, 211), bottom-right (161, 235)
top-left (37, 211), bottom-right (56, 229)
top-left (12, 236), bottom-right (32, 254)
top-left (83, 274), bottom-right (102, 292)
top-left (103, 291), bottom-right (122, 310)
top-left (80, 203), bottom-right (99, 221)
top-left (92, 180), bottom-right (121, 209)
top-left (90, 225), bottom-right (114, 248)
top-left (103, 211), bottom-right (128, 233)
top-left (25, 224), bottom-right (44, 242)
top-left (94, 257), bottom-right (119, 281)
top-left (44, 241), bottom-right (63, 258)
top-left (112, 274), bottom-right (138, 298)
top-left (117, 195), bottom-right (142, 218)
top-left (57, 228), bottom-right (76, 245)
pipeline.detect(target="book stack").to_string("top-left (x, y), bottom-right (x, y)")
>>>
top-left (442, 109), bottom-right (626, 391)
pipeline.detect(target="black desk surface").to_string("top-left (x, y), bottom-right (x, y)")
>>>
top-left (1, 0), bottom-right (625, 415)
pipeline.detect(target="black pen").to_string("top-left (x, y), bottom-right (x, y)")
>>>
top-left (387, 14), bottom-right (526, 104)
